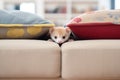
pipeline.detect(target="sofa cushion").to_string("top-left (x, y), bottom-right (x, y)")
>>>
top-left (62, 40), bottom-right (120, 79)
top-left (66, 10), bottom-right (120, 39)
top-left (0, 10), bottom-right (54, 39)
top-left (0, 40), bottom-right (60, 78)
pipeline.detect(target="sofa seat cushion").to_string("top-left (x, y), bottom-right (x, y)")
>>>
top-left (62, 40), bottom-right (120, 79)
top-left (0, 40), bottom-right (60, 78)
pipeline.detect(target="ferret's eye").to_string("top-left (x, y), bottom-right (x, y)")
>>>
top-left (54, 36), bottom-right (57, 39)
top-left (62, 36), bottom-right (65, 39)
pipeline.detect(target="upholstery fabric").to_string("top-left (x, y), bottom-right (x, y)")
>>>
top-left (62, 40), bottom-right (120, 79)
top-left (0, 40), bottom-right (60, 78)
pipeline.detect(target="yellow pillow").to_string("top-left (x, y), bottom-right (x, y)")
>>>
top-left (0, 24), bottom-right (54, 39)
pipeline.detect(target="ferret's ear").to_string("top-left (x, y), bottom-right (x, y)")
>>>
top-left (49, 27), bottom-right (54, 34)
top-left (65, 27), bottom-right (71, 34)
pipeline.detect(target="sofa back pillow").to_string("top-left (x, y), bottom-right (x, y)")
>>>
top-left (66, 9), bottom-right (120, 39)
top-left (0, 10), bottom-right (54, 39)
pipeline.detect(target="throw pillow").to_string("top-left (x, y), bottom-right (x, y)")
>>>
top-left (66, 9), bottom-right (120, 39)
top-left (0, 10), bottom-right (54, 39)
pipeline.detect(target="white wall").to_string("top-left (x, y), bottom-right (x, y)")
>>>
top-left (98, 0), bottom-right (111, 10)
top-left (0, 0), bottom-right (4, 10)
top-left (115, 0), bottom-right (120, 9)
top-left (35, 0), bottom-right (44, 18)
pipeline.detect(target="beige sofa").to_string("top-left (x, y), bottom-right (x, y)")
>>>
top-left (0, 39), bottom-right (120, 80)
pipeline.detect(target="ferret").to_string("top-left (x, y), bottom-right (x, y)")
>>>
top-left (49, 27), bottom-right (72, 44)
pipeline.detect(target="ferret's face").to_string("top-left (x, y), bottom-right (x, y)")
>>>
top-left (49, 27), bottom-right (71, 44)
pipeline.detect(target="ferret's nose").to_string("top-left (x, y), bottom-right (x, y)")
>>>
top-left (58, 41), bottom-right (63, 44)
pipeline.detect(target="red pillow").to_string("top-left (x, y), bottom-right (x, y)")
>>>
top-left (67, 22), bottom-right (120, 39)
top-left (66, 10), bottom-right (120, 39)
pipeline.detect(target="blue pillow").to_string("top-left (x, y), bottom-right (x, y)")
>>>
top-left (0, 10), bottom-right (54, 39)
top-left (0, 10), bottom-right (51, 24)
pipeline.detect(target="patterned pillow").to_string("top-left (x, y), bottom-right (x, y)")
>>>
top-left (0, 10), bottom-right (54, 39)
top-left (66, 10), bottom-right (120, 39)
top-left (0, 24), bottom-right (54, 39)
top-left (67, 9), bottom-right (120, 24)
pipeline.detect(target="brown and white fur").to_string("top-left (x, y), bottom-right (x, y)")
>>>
top-left (49, 27), bottom-right (72, 44)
